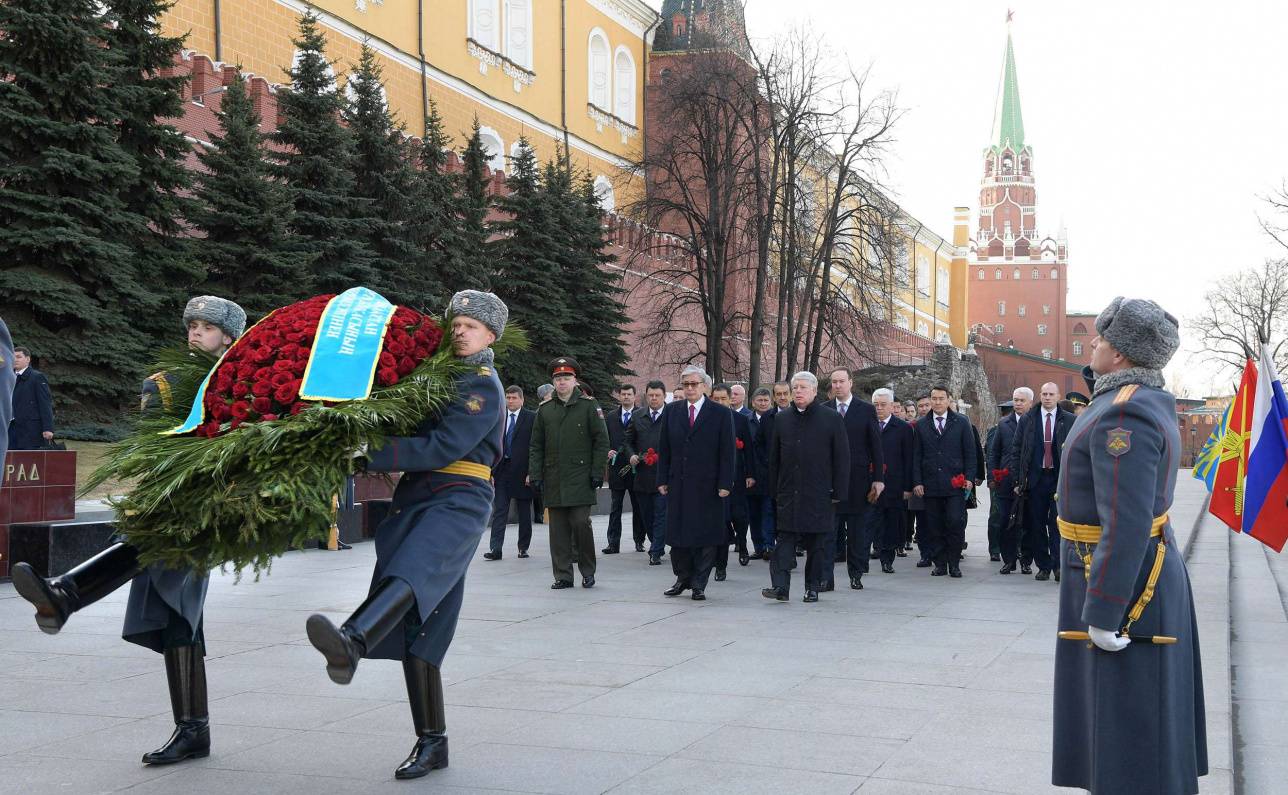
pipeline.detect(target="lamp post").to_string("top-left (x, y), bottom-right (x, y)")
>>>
top-left (1190, 425), bottom-right (1197, 467)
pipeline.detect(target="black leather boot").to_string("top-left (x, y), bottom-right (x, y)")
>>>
top-left (142, 645), bottom-right (210, 764)
top-left (11, 543), bottom-right (142, 634)
top-left (395, 656), bottom-right (449, 779)
top-left (306, 578), bottom-right (415, 685)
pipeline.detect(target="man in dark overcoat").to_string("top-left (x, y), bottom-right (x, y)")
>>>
top-left (7, 346), bottom-right (54, 450)
top-left (867, 388), bottom-right (913, 574)
top-left (0, 317), bottom-right (13, 467)
top-left (484, 385), bottom-right (535, 560)
top-left (823, 367), bottom-right (884, 590)
top-left (622, 380), bottom-right (668, 564)
top-left (1052, 297), bottom-right (1206, 795)
top-left (711, 383), bottom-right (758, 577)
top-left (988, 388), bottom-right (1030, 573)
top-left (306, 291), bottom-right (508, 780)
top-left (529, 356), bottom-right (609, 588)
top-left (13, 295), bottom-right (247, 766)
top-left (911, 385), bottom-right (977, 578)
top-left (657, 365), bottom-right (735, 600)
top-left (762, 372), bottom-right (849, 603)
top-left (1007, 381), bottom-right (1076, 581)
top-left (603, 383), bottom-right (643, 553)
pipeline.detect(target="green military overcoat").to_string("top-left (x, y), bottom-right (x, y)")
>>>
top-left (529, 393), bottom-right (609, 508)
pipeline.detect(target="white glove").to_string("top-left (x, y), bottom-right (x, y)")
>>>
top-left (1088, 625), bottom-right (1130, 652)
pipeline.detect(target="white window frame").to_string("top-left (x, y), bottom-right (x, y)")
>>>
top-left (477, 126), bottom-right (505, 174)
top-left (916, 254), bottom-right (930, 297)
top-left (994, 323), bottom-right (1005, 334)
top-left (1043, 304), bottom-right (1051, 316)
top-left (1013, 267), bottom-right (1021, 280)
top-left (612, 46), bottom-right (636, 125)
top-left (1037, 324), bottom-right (1048, 336)
top-left (503, 0), bottom-right (532, 69)
top-left (916, 320), bottom-right (930, 337)
top-left (588, 28), bottom-right (611, 111)
top-left (994, 268), bottom-right (1002, 280)
top-left (1072, 341), bottom-right (1083, 357)
top-left (977, 269), bottom-right (985, 280)
top-left (1032, 267), bottom-right (1040, 279)
top-left (469, 0), bottom-right (501, 51)
top-left (997, 300), bottom-right (1006, 317)
top-left (1017, 304), bottom-right (1026, 317)
top-left (592, 174), bottom-right (615, 211)
top-left (1042, 349), bottom-right (1053, 359)
top-left (936, 266), bottom-right (949, 306)
top-left (1050, 268), bottom-right (1059, 279)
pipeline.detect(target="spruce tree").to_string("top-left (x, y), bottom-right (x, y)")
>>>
top-left (490, 139), bottom-right (569, 390)
top-left (0, 0), bottom-right (152, 422)
top-left (191, 73), bottom-right (313, 319)
top-left (272, 13), bottom-right (378, 295)
top-left (457, 118), bottom-right (494, 289)
top-left (403, 102), bottom-right (472, 309)
top-left (544, 161), bottom-right (632, 398)
top-left (104, 0), bottom-right (203, 340)
top-left (343, 44), bottom-right (420, 304)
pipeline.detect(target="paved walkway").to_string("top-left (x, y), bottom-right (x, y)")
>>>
top-left (0, 478), bottom-right (1233, 794)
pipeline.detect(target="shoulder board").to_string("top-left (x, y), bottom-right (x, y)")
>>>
top-left (477, 366), bottom-right (492, 376)
top-left (1113, 384), bottom-right (1140, 405)
top-left (145, 372), bottom-right (165, 383)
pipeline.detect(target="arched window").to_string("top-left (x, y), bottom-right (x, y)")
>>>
top-left (994, 268), bottom-right (1002, 280)
top-left (504, 0), bottom-right (532, 68)
top-left (477, 126), bottom-right (505, 174)
top-left (469, 0), bottom-right (500, 51)
top-left (997, 300), bottom-right (1006, 317)
top-left (593, 175), bottom-right (615, 211)
top-left (977, 269), bottom-right (985, 280)
top-left (588, 29), bottom-right (610, 110)
top-left (1017, 305), bottom-right (1026, 317)
top-left (1013, 268), bottom-right (1021, 279)
top-left (1043, 304), bottom-right (1051, 316)
top-left (613, 46), bottom-right (635, 124)
top-left (1073, 322), bottom-right (1088, 335)
top-left (1051, 268), bottom-right (1059, 279)
top-left (1072, 341), bottom-right (1083, 357)
top-left (916, 320), bottom-right (929, 337)
top-left (1032, 268), bottom-right (1040, 279)
top-left (994, 324), bottom-right (1005, 334)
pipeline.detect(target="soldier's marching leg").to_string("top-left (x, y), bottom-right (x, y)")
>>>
top-left (11, 542), bottom-right (142, 634)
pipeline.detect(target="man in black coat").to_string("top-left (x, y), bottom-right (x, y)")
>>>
top-left (911, 385), bottom-right (978, 578)
top-left (745, 387), bottom-right (775, 557)
top-left (623, 380), bottom-right (668, 564)
top-left (711, 384), bottom-right (759, 577)
top-left (867, 388), bottom-right (913, 573)
top-left (8, 347), bottom-right (54, 450)
top-left (1005, 381), bottom-right (1075, 581)
top-left (823, 367), bottom-right (884, 590)
top-left (0, 319), bottom-right (13, 467)
top-left (987, 388), bottom-right (1030, 573)
top-left (484, 385), bottom-right (535, 560)
top-left (603, 384), bottom-right (643, 554)
top-left (763, 372), bottom-right (849, 603)
top-left (657, 366), bottom-right (736, 601)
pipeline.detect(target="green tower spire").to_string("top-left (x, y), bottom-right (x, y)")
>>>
top-left (990, 30), bottom-right (1025, 153)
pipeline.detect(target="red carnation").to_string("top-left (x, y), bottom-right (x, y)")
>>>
top-left (991, 468), bottom-right (1009, 483)
top-left (951, 473), bottom-right (968, 489)
top-left (232, 381), bottom-right (250, 398)
top-left (643, 448), bottom-right (659, 466)
top-left (230, 401), bottom-right (251, 420)
top-left (252, 380), bottom-right (273, 397)
top-left (735, 438), bottom-right (745, 450)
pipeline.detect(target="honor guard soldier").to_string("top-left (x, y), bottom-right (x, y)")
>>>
top-left (306, 290), bottom-right (508, 779)
top-left (13, 295), bottom-right (247, 766)
top-left (1051, 297), bottom-right (1207, 795)
top-left (528, 356), bottom-right (609, 589)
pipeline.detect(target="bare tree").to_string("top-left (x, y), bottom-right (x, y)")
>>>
top-left (1189, 257), bottom-right (1288, 374)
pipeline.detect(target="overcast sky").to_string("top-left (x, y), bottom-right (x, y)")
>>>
top-left (646, 1), bottom-right (1288, 394)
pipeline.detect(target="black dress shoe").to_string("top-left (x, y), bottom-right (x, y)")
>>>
top-left (850, 576), bottom-right (863, 590)
top-left (989, 553), bottom-right (1001, 562)
top-left (517, 550), bottom-right (529, 558)
top-left (916, 559), bottom-right (932, 568)
top-left (738, 552), bottom-right (750, 566)
top-left (551, 580), bottom-right (574, 590)
top-left (948, 563), bottom-right (962, 578)
top-left (395, 734), bottom-right (448, 779)
top-left (602, 547), bottom-right (619, 554)
top-left (761, 587), bottom-right (788, 601)
top-left (483, 550), bottom-right (502, 561)
top-left (582, 576), bottom-right (595, 588)
top-left (999, 561), bottom-right (1016, 574)
top-left (931, 565), bottom-right (948, 577)
top-left (691, 589), bottom-right (706, 601)
top-left (663, 581), bottom-right (689, 597)
top-left (802, 590), bottom-right (818, 603)
top-left (1020, 563), bottom-right (1033, 575)
top-left (895, 548), bottom-right (907, 557)
top-left (881, 562), bottom-right (895, 574)
top-left (714, 569), bottom-right (726, 582)
top-left (635, 542), bottom-right (645, 552)
top-left (1035, 569), bottom-right (1051, 581)
top-left (1054, 569), bottom-right (1061, 582)
top-left (649, 556), bottom-right (662, 565)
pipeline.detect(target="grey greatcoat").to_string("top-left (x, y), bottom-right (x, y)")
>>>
top-left (1052, 374), bottom-right (1207, 794)
top-left (123, 373), bottom-right (209, 653)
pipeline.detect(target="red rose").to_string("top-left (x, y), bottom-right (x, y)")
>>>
top-left (252, 380), bottom-right (273, 397)
top-left (261, 413), bottom-right (279, 422)
top-left (210, 402), bottom-right (232, 421)
top-left (414, 346), bottom-right (430, 361)
top-left (736, 438), bottom-right (745, 450)
top-left (252, 396), bottom-right (272, 414)
top-left (199, 420), bottom-right (221, 438)
top-left (274, 381), bottom-right (300, 405)
top-left (232, 381), bottom-right (250, 398)
top-left (290, 402), bottom-right (307, 415)
top-left (397, 356), bottom-right (416, 375)
top-left (214, 372), bottom-right (234, 392)
top-left (254, 367), bottom-right (272, 381)
top-left (379, 351), bottom-right (396, 368)
top-left (270, 371), bottom-right (293, 387)
top-left (272, 358), bottom-right (295, 372)
top-left (378, 367), bottom-right (399, 386)
top-left (230, 401), bottom-right (251, 420)
top-left (385, 338), bottom-right (405, 356)
top-left (236, 364), bottom-right (254, 380)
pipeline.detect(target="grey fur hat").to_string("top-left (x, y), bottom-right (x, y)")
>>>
top-left (183, 295), bottom-right (247, 340)
top-left (449, 290), bottom-right (507, 339)
top-left (1095, 296), bottom-right (1180, 370)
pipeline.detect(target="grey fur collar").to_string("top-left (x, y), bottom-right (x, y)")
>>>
top-left (1091, 366), bottom-right (1166, 398)
top-left (461, 347), bottom-right (495, 368)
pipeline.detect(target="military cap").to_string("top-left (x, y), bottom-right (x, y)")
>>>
top-left (448, 290), bottom-right (508, 339)
top-left (549, 356), bottom-right (580, 377)
top-left (997, 399), bottom-right (1015, 409)
top-left (1065, 391), bottom-right (1090, 407)
top-left (183, 295), bottom-right (247, 340)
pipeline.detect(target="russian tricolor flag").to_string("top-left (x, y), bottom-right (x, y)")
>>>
top-left (1243, 345), bottom-right (1288, 551)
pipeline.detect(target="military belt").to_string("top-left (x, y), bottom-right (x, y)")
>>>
top-left (433, 460), bottom-right (493, 482)
top-left (1056, 512), bottom-right (1168, 543)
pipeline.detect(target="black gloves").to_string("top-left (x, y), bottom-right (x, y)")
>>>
top-left (530, 480), bottom-right (542, 495)
top-left (591, 477), bottom-right (603, 490)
